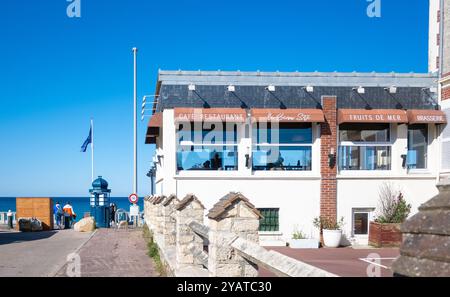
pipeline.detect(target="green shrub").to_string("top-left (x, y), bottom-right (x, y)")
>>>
top-left (312, 216), bottom-right (344, 230)
top-left (375, 182), bottom-right (411, 224)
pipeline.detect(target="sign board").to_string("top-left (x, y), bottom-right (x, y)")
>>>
top-left (174, 108), bottom-right (247, 123)
top-left (130, 204), bottom-right (139, 217)
top-left (129, 193), bottom-right (139, 204)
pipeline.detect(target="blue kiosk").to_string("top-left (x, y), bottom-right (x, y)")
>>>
top-left (89, 176), bottom-right (111, 228)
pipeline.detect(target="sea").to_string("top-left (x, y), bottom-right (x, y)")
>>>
top-left (0, 197), bottom-right (144, 222)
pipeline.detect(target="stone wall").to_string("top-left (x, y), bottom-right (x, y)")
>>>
top-left (144, 192), bottom-right (336, 277)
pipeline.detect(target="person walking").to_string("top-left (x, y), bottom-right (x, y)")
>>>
top-left (63, 202), bottom-right (76, 229)
top-left (7, 210), bottom-right (13, 229)
top-left (53, 202), bottom-right (64, 229)
top-left (110, 203), bottom-right (116, 227)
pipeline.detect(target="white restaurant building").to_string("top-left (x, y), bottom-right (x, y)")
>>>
top-left (145, 70), bottom-right (446, 246)
top-left (144, 0), bottom-right (450, 246)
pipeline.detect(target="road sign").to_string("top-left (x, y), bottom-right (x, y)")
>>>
top-left (130, 204), bottom-right (139, 216)
top-left (129, 193), bottom-right (139, 204)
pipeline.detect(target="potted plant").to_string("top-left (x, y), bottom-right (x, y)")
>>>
top-left (313, 216), bottom-right (344, 248)
top-left (288, 226), bottom-right (319, 249)
top-left (369, 182), bottom-right (411, 248)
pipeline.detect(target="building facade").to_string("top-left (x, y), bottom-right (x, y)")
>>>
top-left (145, 70), bottom-right (446, 245)
top-left (439, 0), bottom-right (450, 177)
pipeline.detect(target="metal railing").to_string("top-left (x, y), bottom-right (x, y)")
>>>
top-left (0, 212), bottom-right (16, 225)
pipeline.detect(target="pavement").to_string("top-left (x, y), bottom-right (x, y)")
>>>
top-left (0, 229), bottom-right (93, 277)
top-left (259, 246), bottom-right (400, 277)
top-left (56, 228), bottom-right (159, 277)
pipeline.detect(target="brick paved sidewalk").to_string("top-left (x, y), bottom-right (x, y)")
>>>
top-left (56, 228), bottom-right (159, 277)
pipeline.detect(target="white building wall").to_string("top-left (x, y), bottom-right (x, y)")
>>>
top-left (152, 109), bottom-right (441, 245)
top-left (429, 0), bottom-right (440, 73)
top-left (337, 178), bottom-right (438, 244)
top-left (174, 178), bottom-right (321, 241)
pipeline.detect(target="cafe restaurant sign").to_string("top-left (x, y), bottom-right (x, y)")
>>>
top-left (174, 108), bottom-right (247, 122)
top-left (338, 109), bottom-right (408, 124)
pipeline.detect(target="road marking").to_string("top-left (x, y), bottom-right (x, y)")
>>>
top-left (358, 257), bottom-right (396, 270)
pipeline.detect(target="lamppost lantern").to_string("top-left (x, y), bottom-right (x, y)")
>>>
top-left (89, 176), bottom-right (111, 228)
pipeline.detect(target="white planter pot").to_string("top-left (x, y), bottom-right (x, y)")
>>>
top-left (323, 229), bottom-right (342, 248)
top-left (289, 239), bottom-right (319, 249)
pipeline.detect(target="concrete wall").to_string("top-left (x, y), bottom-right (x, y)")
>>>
top-left (442, 0), bottom-right (450, 75)
top-left (175, 178), bottom-right (321, 241)
top-left (337, 178), bottom-right (439, 244)
top-left (429, 0), bottom-right (440, 73)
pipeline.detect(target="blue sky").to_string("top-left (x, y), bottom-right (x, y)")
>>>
top-left (0, 0), bottom-right (429, 197)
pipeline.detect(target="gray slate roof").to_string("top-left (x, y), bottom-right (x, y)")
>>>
top-left (154, 70), bottom-right (439, 111)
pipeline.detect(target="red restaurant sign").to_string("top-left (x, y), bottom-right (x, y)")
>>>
top-left (338, 109), bottom-right (408, 124)
top-left (407, 110), bottom-right (447, 124)
top-left (174, 108), bottom-right (247, 122)
top-left (251, 109), bottom-right (325, 123)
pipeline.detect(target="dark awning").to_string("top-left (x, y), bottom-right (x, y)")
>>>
top-left (145, 112), bottom-right (162, 144)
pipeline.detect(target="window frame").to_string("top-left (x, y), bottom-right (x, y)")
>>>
top-left (407, 124), bottom-right (429, 172)
top-left (257, 208), bottom-right (280, 232)
top-left (176, 122), bottom-right (240, 172)
top-left (252, 122), bottom-right (314, 171)
top-left (338, 124), bottom-right (394, 172)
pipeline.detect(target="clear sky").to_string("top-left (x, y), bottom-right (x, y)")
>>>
top-left (0, 0), bottom-right (429, 197)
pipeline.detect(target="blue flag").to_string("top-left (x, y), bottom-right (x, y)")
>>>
top-left (81, 126), bottom-right (92, 152)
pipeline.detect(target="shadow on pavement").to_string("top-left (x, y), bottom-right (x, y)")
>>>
top-left (0, 230), bottom-right (58, 245)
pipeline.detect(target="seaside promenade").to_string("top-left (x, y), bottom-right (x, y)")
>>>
top-left (0, 228), bottom-right (159, 277)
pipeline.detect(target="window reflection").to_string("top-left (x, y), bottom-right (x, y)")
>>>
top-left (253, 146), bottom-right (312, 171)
top-left (339, 146), bottom-right (391, 170)
top-left (177, 146), bottom-right (238, 171)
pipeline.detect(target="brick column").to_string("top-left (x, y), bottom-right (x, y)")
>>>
top-left (442, 75), bottom-right (450, 100)
top-left (320, 96), bottom-right (337, 221)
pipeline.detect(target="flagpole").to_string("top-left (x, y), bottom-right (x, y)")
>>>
top-left (91, 118), bottom-right (94, 182)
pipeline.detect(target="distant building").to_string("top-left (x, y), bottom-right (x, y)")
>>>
top-left (437, 0), bottom-right (450, 176)
top-left (429, 0), bottom-right (440, 74)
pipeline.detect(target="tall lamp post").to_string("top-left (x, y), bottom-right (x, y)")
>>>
top-left (146, 166), bottom-right (156, 195)
top-left (132, 47), bottom-right (138, 196)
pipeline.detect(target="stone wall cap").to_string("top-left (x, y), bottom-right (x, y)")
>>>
top-left (175, 194), bottom-right (205, 211)
top-left (152, 195), bottom-right (166, 205)
top-left (163, 194), bottom-right (179, 206)
top-left (207, 192), bottom-right (263, 220)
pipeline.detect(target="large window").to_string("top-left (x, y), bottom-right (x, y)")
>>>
top-left (407, 124), bottom-right (428, 170)
top-left (252, 123), bottom-right (313, 171)
top-left (339, 123), bottom-right (391, 171)
top-left (176, 122), bottom-right (238, 171)
top-left (258, 208), bottom-right (279, 232)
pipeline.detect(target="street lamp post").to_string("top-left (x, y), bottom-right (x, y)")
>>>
top-left (132, 47), bottom-right (138, 196)
top-left (146, 166), bottom-right (155, 195)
